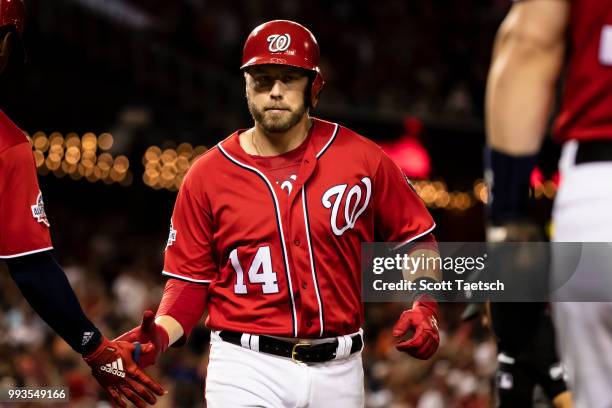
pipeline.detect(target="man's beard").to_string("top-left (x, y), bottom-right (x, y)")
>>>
top-left (247, 99), bottom-right (307, 133)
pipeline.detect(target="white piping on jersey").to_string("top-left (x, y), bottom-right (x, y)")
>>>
top-left (0, 246), bottom-right (53, 259)
top-left (315, 123), bottom-right (339, 158)
top-left (391, 223), bottom-right (437, 251)
top-left (162, 270), bottom-right (212, 284)
top-left (301, 186), bottom-right (325, 337)
top-left (217, 143), bottom-right (299, 337)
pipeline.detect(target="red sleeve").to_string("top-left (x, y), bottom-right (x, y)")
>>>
top-left (156, 279), bottom-right (208, 345)
top-left (0, 143), bottom-right (53, 258)
top-left (373, 152), bottom-right (435, 244)
top-left (162, 166), bottom-right (217, 283)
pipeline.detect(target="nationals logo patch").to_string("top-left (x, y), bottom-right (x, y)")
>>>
top-left (267, 34), bottom-right (291, 52)
top-left (165, 220), bottom-right (177, 251)
top-left (322, 177), bottom-right (372, 236)
top-left (31, 191), bottom-right (50, 227)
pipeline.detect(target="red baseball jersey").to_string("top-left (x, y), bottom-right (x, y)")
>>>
top-left (163, 118), bottom-right (435, 338)
top-left (553, 0), bottom-right (612, 141)
top-left (0, 110), bottom-right (53, 259)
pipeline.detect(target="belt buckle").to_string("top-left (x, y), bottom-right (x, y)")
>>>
top-left (291, 341), bottom-right (311, 363)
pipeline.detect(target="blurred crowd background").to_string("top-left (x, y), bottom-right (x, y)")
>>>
top-left (0, 0), bottom-right (560, 407)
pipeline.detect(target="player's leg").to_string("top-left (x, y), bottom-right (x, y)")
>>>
top-left (205, 331), bottom-right (303, 408)
top-left (496, 355), bottom-right (536, 408)
top-left (524, 313), bottom-right (570, 408)
top-left (306, 352), bottom-right (365, 408)
top-left (551, 144), bottom-right (612, 408)
top-left (552, 302), bottom-right (612, 408)
top-left (489, 302), bottom-right (569, 407)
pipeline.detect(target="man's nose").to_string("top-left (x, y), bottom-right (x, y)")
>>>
top-left (269, 79), bottom-right (285, 97)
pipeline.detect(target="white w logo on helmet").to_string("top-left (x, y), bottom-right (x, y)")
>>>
top-left (267, 34), bottom-right (291, 52)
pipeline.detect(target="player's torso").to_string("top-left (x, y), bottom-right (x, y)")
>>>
top-left (203, 119), bottom-right (379, 338)
top-left (554, 0), bottom-right (612, 142)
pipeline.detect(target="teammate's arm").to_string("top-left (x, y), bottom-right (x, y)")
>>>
top-left (5, 252), bottom-right (102, 353)
top-left (485, 5), bottom-right (573, 408)
top-left (1, 146), bottom-right (164, 406)
top-left (4, 238), bottom-right (165, 407)
top-left (485, 0), bottom-right (570, 232)
top-left (486, 0), bottom-right (569, 155)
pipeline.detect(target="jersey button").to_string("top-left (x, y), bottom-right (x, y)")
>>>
top-left (302, 282), bottom-right (308, 289)
top-left (294, 239), bottom-right (301, 246)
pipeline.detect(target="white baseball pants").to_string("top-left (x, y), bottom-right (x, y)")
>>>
top-left (552, 140), bottom-right (612, 408)
top-left (205, 330), bottom-right (365, 408)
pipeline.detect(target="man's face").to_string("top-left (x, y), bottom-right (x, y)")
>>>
top-left (245, 65), bottom-right (309, 133)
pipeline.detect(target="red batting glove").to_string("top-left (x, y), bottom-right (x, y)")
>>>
top-left (83, 336), bottom-right (165, 408)
top-left (114, 310), bottom-right (170, 368)
top-left (392, 298), bottom-right (440, 359)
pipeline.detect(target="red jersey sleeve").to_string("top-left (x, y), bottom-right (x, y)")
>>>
top-left (162, 166), bottom-right (217, 284)
top-left (0, 143), bottom-right (53, 258)
top-left (373, 152), bottom-right (436, 243)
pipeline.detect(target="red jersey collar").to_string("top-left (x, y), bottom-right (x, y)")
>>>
top-left (217, 117), bottom-right (339, 168)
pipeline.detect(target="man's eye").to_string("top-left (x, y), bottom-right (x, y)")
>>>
top-left (255, 76), bottom-right (272, 85)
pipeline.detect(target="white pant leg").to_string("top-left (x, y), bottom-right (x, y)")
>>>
top-left (307, 353), bottom-right (364, 408)
top-left (205, 332), bottom-right (305, 408)
top-left (552, 141), bottom-right (612, 408)
top-left (553, 302), bottom-right (612, 408)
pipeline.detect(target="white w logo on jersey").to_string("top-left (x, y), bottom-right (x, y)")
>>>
top-left (267, 34), bottom-right (291, 52)
top-left (322, 177), bottom-right (372, 236)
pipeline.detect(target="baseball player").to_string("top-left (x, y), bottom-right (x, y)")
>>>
top-left (0, 2), bottom-right (164, 406)
top-left (118, 20), bottom-right (441, 407)
top-left (486, 0), bottom-right (612, 407)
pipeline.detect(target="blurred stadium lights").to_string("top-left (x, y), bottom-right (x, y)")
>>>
top-left (142, 143), bottom-right (208, 191)
top-left (381, 137), bottom-right (431, 179)
top-left (27, 131), bottom-right (132, 186)
top-left (380, 116), bottom-right (431, 179)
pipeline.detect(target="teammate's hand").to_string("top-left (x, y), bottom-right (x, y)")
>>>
top-left (83, 336), bottom-right (165, 408)
top-left (392, 298), bottom-right (440, 359)
top-left (114, 310), bottom-right (169, 368)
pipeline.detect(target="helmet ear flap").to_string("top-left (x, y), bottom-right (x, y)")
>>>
top-left (309, 72), bottom-right (324, 108)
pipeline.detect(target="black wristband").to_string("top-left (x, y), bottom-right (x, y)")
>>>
top-left (80, 329), bottom-right (103, 356)
top-left (484, 147), bottom-right (537, 224)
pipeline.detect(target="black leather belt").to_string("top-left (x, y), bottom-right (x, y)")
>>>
top-left (575, 140), bottom-right (612, 164)
top-left (218, 330), bottom-right (363, 363)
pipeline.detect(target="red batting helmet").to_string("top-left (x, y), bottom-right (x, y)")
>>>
top-left (241, 20), bottom-right (324, 106)
top-left (0, 0), bottom-right (25, 36)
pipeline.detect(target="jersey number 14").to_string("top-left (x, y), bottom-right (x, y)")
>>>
top-left (230, 246), bottom-right (279, 294)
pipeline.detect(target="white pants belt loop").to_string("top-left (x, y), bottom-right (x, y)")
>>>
top-left (334, 334), bottom-right (353, 360)
top-left (240, 333), bottom-right (251, 349)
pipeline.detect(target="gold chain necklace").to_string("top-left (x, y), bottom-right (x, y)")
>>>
top-left (251, 129), bottom-right (263, 156)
